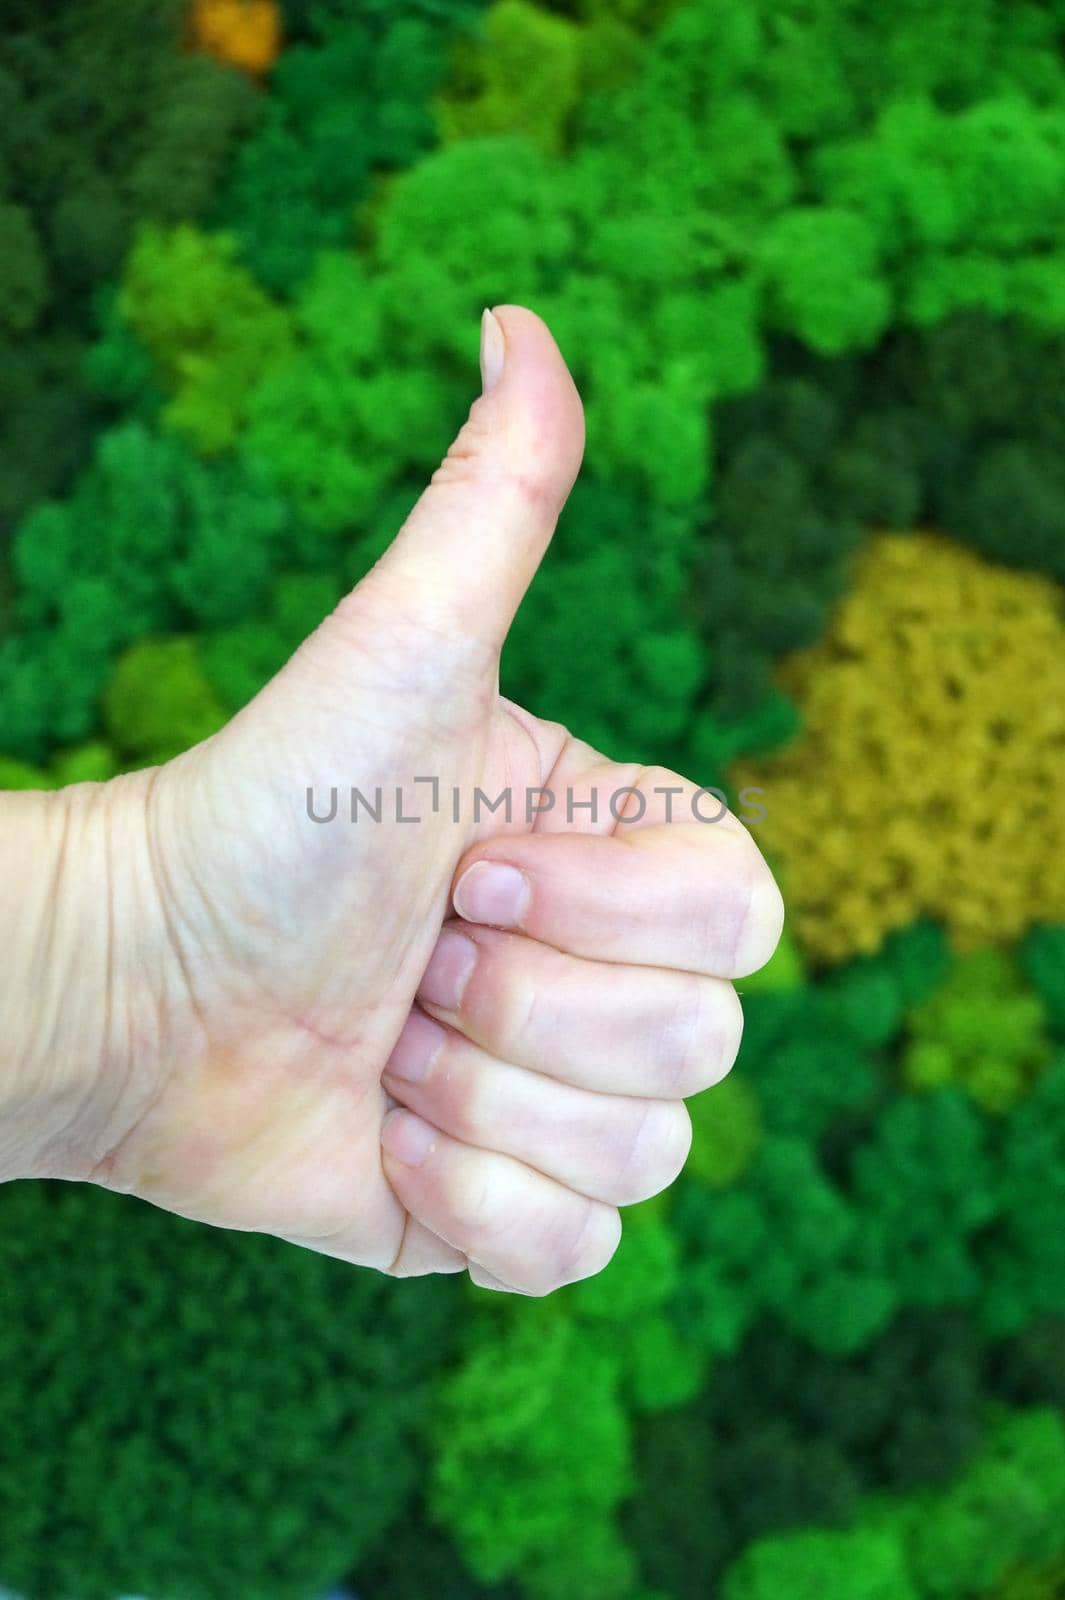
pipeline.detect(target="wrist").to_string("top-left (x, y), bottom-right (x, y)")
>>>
top-left (0, 773), bottom-right (162, 1182)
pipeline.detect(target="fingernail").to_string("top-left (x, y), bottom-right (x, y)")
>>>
top-left (480, 307), bottom-right (505, 394)
top-left (453, 861), bottom-right (529, 928)
top-left (418, 927), bottom-right (477, 1011)
top-left (381, 1107), bottom-right (437, 1167)
top-left (384, 1010), bottom-right (447, 1083)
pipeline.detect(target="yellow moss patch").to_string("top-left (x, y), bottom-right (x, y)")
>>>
top-left (732, 532), bottom-right (1065, 964)
top-left (191, 0), bottom-right (281, 76)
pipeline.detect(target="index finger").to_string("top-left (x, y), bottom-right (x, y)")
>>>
top-left (449, 822), bottom-right (785, 979)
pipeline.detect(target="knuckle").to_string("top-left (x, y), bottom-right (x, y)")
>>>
top-left (493, 965), bottom-right (542, 1061)
top-left (717, 982), bottom-right (746, 1078)
top-left (650, 1102), bottom-right (693, 1195)
top-left (666, 1102), bottom-right (694, 1185)
top-left (449, 1061), bottom-right (496, 1147)
top-left (431, 417), bottom-right (561, 535)
top-left (515, 1201), bottom-right (622, 1297)
top-left (661, 973), bottom-right (716, 1095)
top-left (546, 1198), bottom-right (621, 1292)
top-left (607, 1098), bottom-right (655, 1204)
top-left (718, 834), bottom-right (783, 977)
top-left (518, 1275), bottom-right (558, 1300)
top-left (607, 1099), bottom-right (692, 1206)
top-left (443, 1158), bottom-right (501, 1241)
top-left (733, 848), bottom-right (786, 977)
top-left (468, 1263), bottom-right (525, 1295)
top-left (680, 978), bottom-right (745, 1093)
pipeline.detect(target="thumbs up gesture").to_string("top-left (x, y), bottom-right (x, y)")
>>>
top-left (19, 308), bottom-right (783, 1294)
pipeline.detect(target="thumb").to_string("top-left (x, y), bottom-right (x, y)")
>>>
top-left (366, 305), bottom-right (585, 653)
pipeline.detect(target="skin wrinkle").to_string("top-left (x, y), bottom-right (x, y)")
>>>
top-left (132, 1042), bottom-right (382, 1226)
top-left (721, 854), bottom-right (761, 975)
top-left (84, 773), bottom-right (185, 1186)
top-left (34, 784), bottom-right (156, 1181)
top-left (12, 791), bottom-right (75, 1084)
top-left (326, 580), bottom-right (499, 715)
top-left (153, 752), bottom-right (248, 982)
top-left (469, 1265), bottom-right (530, 1294)
top-left (613, 764), bottom-right (654, 829)
top-left (606, 1095), bottom-right (679, 1206)
top-left (433, 1041), bottom-right (478, 1144)
top-left (551, 1191), bottom-right (610, 1292)
top-left (663, 969), bottom-right (713, 1098)
top-left (86, 1068), bottom-right (169, 1189)
top-left (100, 785), bottom-right (117, 1136)
top-left (72, 794), bottom-right (137, 1181)
top-left (383, 1205), bottom-right (416, 1277)
top-left (291, 1009), bottom-right (369, 1058)
top-left (413, 1193), bottom-right (478, 1270)
top-left (493, 702), bottom-right (559, 832)
top-left (503, 963), bottom-right (552, 1070)
top-left (41, 793), bottom-right (73, 1061)
top-left (142, 765), bottom-right (212, 1041)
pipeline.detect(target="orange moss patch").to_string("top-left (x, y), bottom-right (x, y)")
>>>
top-left (191, 0), bottom-right (281, 76)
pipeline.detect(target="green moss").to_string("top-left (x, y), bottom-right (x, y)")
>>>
top-left (0, 1182), bottom-right (459, 1600)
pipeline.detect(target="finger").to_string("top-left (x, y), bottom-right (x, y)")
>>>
top-left (281, 1205), bottom-right (467, 1276)
top-left (414, 922), bottom-right (743, 1097)
top-left (366, 304), bottom-right (585, 653)
top-left (450, 823), bottom-right (785, 979)
top-left (380, 1108), bottom-right (621, 1296)
top-left (382, 1010), bottom-right (692, 1206)
top-left (386, 1216), bottom-right (468, 1278)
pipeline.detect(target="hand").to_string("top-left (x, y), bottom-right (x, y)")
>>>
top-left (4, 307), bottom-right (783, 1294)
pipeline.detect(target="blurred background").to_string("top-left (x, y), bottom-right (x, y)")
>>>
top-left (1, 1), bottom-right (1064, 1596)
